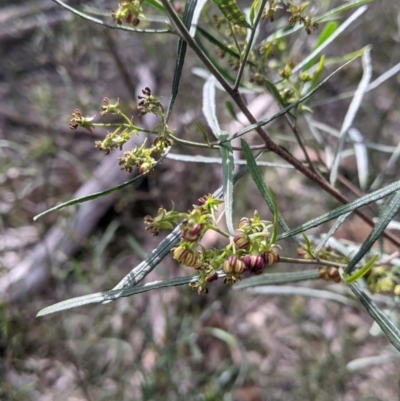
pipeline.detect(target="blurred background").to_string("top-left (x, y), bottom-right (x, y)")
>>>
top-left (1, 0), bottom-right (400, 400)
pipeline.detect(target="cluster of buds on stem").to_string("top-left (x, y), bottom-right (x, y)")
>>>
top-left (69, 89), bottom-right (174, 175)
top-left (95, 128), bottom-right (136, 154)
top-left (287, 1), bottom-right (318, 34)
top-left (69, 109), bottom-right (95, 132)
top-left (144, 203), bottom-right (281, 294)
top-left (262, 0), bottom-right (280, 22)
top-left (111, 0), bottom-right (142, 26)
top-left (138, 87), bottom-right (164, 116)
top-left (318, 266), bottom-right (341, 283)
top-left (118, 139), bottom-right (156, 174)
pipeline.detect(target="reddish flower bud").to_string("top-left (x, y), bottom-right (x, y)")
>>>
top-left (223, 256), bottom-right (246, 276)
top-left (172, 247), bottom-right (201, 269)
top-left (241, 254), bottom-right (264, 275)
top-left (234, 233), bottom-right (250, 250)
top-left (263, 250), bottom-right (280, 266)
top-left (206, 272), bottom-right (219, 283)
top-left (238, 217), bottom-right (251, 229)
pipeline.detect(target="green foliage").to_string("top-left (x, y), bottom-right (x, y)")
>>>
top-left (34, 0), bottom-right (400, 355)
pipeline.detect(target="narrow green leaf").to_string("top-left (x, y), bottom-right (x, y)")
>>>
top-left (202, 76), bottom-right (220, 135)
top-left (249, 0), bottom-right (262, 25)
top-left (203, 76), bottom-right (235, 235)
top-left (348, 281), bottom-right (400, 352)
top-left (37, 274), bottom-right (201, 316)
top-left (344, 191), bottom-right (400, 275)
top-left (302, 22), bottom-right (338, 71)
top-left (225, 100), bottom-right (238, 121)
top-left (202, 327), bottom-right (237, 346)
top-left (342, 255), bottom-right (378, 283)
top-left (309, 55), bottom-right (325, 91)
top-left (253, 286), bottom-right (356, 306)
top-left (277, 181), bottom-right (400, 242)
top-left (234, 270), bottom-right (319, 289)
top-left (166, 0), bottom-right (198, 121)
top-left (196, 27), bottom-right (241, 60)
top-left (330, 48), bottom-right (372, 186)
top-left (314, 211), bottom-right (351, 253)
top-left (314, 22), bottom-right (339, 48)
top-left (301, 233), bottom-right (315, 256)
top-left (212, 0), bottom-right (250, 28)
top-left (241, 140), bottom-right (302, 246)
top-left (268, 188), bottom-right (278, 244)
top-left (33, 148), bottom-right (171, 220)
top-left (166, 153), bottom-right (292, 169)
top-left (316, 0), bottom-right (373, 23)
top-left (323, 48), bottom-right (367, 66)
top-left (221, 136), bottom-right (235, 236)
top-left (194, 121), bottom-right (212, 146)
top-left (143, 0), bottom-right (165, 14)
top-left (264, 79), bottom-right (288, 108)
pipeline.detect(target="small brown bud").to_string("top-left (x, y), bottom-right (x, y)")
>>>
top-left (318, 267), bottom-right (329, 281)
top-left (326, 267), bottom-right (341, 283)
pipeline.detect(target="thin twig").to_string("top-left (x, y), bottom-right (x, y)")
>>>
top-left (233, 0), bottom-right (268, 91)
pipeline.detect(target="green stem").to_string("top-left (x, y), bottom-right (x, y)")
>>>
top-left (279, 256), bottom-right (347, 269)
top-left (207, 225), bottom-right (230, 238)
top-left (228, 22), bottom-right (242, 55)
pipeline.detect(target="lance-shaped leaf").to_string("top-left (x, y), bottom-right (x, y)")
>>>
top-left (37, 274), bottom-right (206, 316)
top-left (212, 0), bottom-right (250, 28)
top-left (302, 21), bottom-right (338, 71)
top-left (241, 139), bottom-right (302, 246)
top-left (330, 47), bottom-right (372, 186)
top-left (234, 270), bottom-right (319, 289)
top-left (277, 180), bottom-right (400, 242)
top-left (166, 0), bottom-right (200, 121)
top-left (348, 281), bottom-right (400, 352)
top-left (344, 191), bottom-right (400, 275)
top-left (34, 148), bottom-right (171, 220)
top-left (203, 76), bottom-right (235, 235)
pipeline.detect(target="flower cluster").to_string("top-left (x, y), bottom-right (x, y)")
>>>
top-left (144, 202), bottom-right (280, 295)
top-left (137, 87), bottom-right (164, 116)
top-left (69, 109), bottom-right (95, 132)
top-left (262, 0), bottom-right (280, 23)
top-left (69, 89), bottom-right (174, 174)
top-left (95, 128), bottom-right (136, 154)
top-left (111, 0), bottom-right (143, 26)
top-left (287, 1), bottom-right (319, 34)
